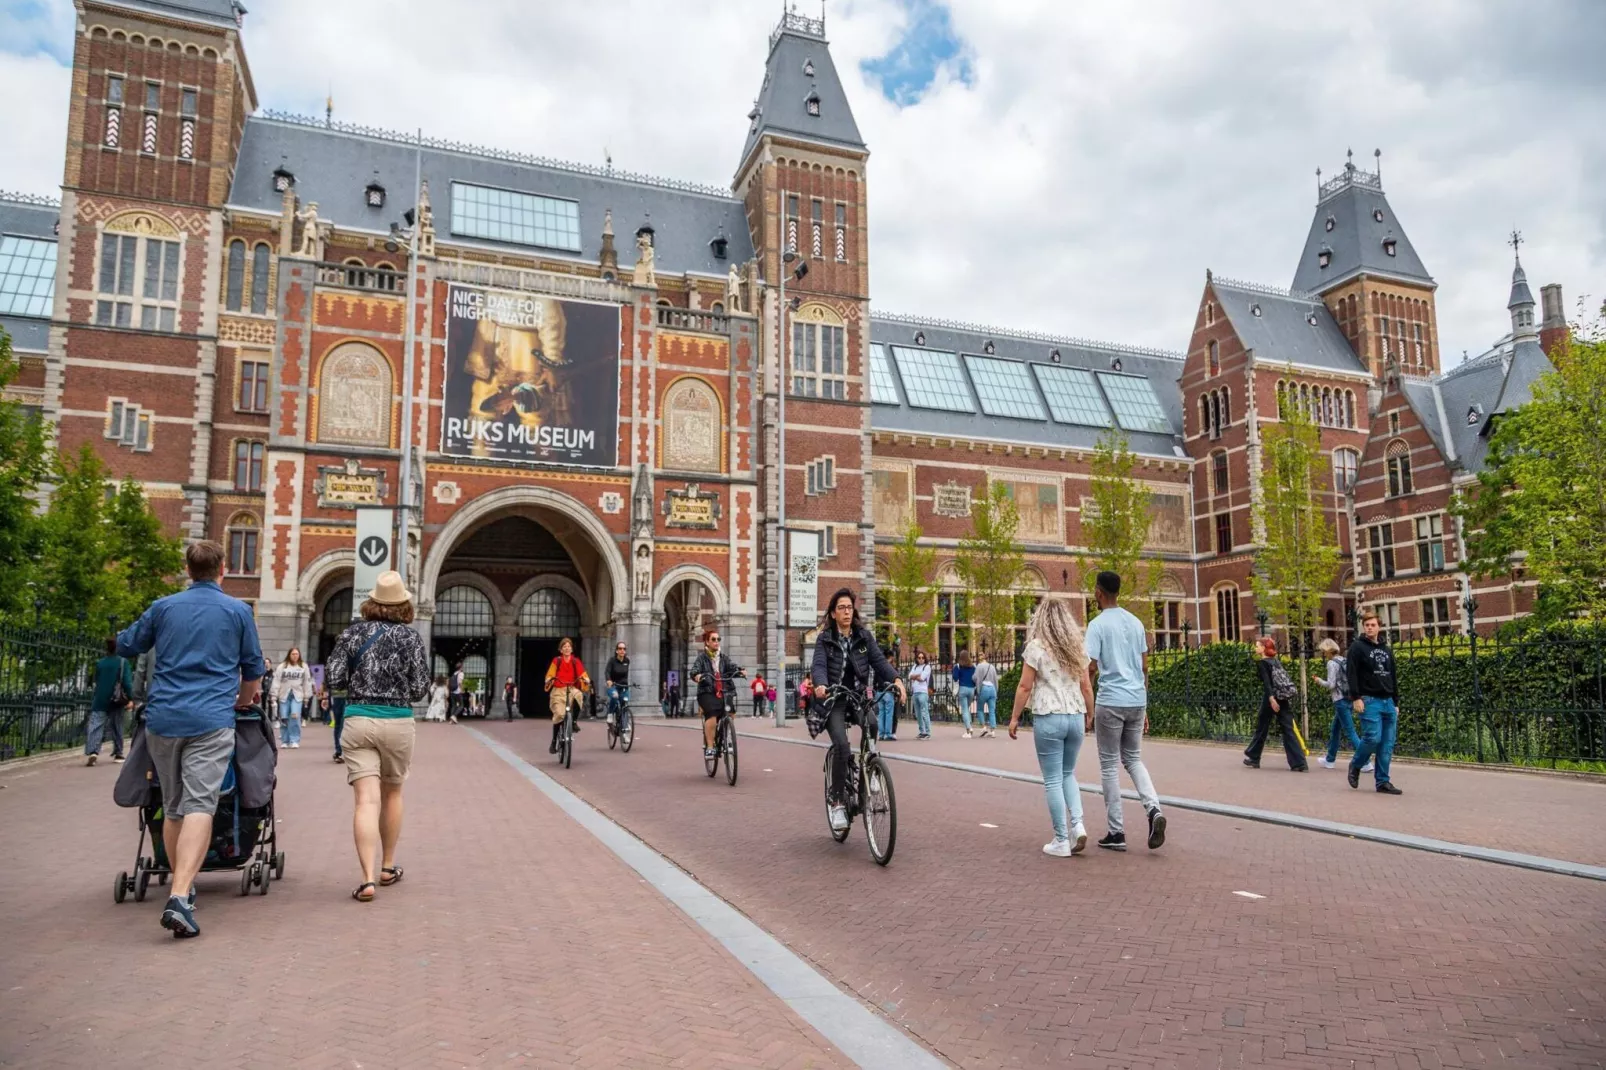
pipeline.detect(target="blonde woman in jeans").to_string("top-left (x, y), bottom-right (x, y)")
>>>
top-left (326, 571), bottom-right (431, 902)
top-left (1008, 599), bottom-right (1096, 857)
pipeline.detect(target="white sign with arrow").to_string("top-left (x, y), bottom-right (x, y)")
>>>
top-left (353, 507), bottom-right (394, 615)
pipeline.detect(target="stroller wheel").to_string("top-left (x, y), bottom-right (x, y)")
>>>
top-left (239, 867), bottom-right (252, 897)
top-left (114, 871), bottom-right (128, 904)
top-left (157, 870), bottom-right (167, 886)
top-left (274, 851), bottom-right (285, 880)
top-left (256, 862), bottom-right (270, 896)
top-left (134, 860), bottom-right (150, 902)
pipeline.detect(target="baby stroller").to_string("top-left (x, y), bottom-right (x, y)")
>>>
top-left (111, 705), bottom-right (284, 902)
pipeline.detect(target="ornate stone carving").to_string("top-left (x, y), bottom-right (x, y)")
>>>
top-left (432, 480), bottom-right (461, 505)
top-left (599, 491), bottom-right (624, 515)
top-left (631, 464), bottom-right (654, 537)
top-left (316, 342), bottom-right (392, 447)
top-left (416, 181), bottom-right (436, 258)
top-left (632, 230), bottom-right (656, 288)
top-left (218, 317), bottom-right (276, 345)
top-left (726, 264), bottom-right (742, 313)
top-left (634, 542), bottom-right (653, 600)
top-left (933, 481), bottom-right (972, 518)
top-left (661, 377), bottom-right (721, 473)
top-left (311, 457), bottom-right (387, 508)
top-left (664, 483), bottom-right (720, 529)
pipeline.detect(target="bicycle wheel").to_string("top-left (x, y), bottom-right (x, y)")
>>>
top-left (620, 707), bottom-right (634, 753)
top-left (561, 709), bottom-right (574, 769)
top-left (823, 748), bottom-right (850, 842)
top-left (723, 717), bottom-right (738, 785)
top-left (863, 754), bottom-right (897, 865)
top-left (704, 719), bottom-right (719, 777)
top-left (607, 703), bottom-right (619, 750)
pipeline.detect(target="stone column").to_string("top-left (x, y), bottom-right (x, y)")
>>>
top-left (493, 623), bottom-right (519, 715)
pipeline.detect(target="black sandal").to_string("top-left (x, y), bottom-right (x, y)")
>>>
top-left (379, 866), bottom-right (403, 887)
top-left (352, 882), bottom-right (376, 902)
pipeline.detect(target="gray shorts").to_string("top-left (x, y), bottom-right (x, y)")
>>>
top-left (145, 727), bottom-right (235, 818)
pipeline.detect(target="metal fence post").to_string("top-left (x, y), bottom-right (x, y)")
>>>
top-left (1463, 594), bottom-right (1487, 763)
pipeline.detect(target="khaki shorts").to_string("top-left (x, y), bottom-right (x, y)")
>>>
top-left (341, 716), bottom-right (415, 785)
top-left (549, 686), bottom-right (582, 723)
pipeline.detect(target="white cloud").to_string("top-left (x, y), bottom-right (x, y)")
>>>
top-left (1, 0), bottom-right (1601, 364)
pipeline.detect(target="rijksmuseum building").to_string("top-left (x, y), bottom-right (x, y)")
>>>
top-left (0, 0), bottom-right (1575, 702)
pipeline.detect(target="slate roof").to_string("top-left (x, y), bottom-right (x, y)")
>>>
top-left (229, 114), bottom-right (753, 278)
top-left (867, 313), bottom-right (1185, 458)
top-left (737, 15), bottom-right (866, 177)
top-left (1507, 258), bottom-right (1535, 311)
top-left (1396, 337), bottom-right (1554, 476)
top-left (1, 316), bottom-right (49, 354)
top-left (1211, 278), bottom-right (1367, 374)
top-left (91, 0), bottom-right (242, 28)
top-left (1292, 164), bottom-right (1433, 295)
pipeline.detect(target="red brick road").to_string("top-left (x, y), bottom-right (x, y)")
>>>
top-left (742, 718), bottom-right (1606, 867)
top-left (0, 724), bottom-right (849, 1069)
top-left (485, 719), bottom-right (1606, 1069)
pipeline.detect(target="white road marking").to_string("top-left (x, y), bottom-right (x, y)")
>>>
top-left (1233, 890), bottom-right (1266, 899)
top-left (980, 823), bottom-right (998, 828)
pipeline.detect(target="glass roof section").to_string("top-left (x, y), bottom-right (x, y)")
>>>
top-left (964, 355), bottom-right (1046, 420)
top-left (1032, 365), bottom-right (1112, 428)
top-left (450, 182), bottom-right (582, 252)
top-left (889, 346), bottom-right (974, 413)
top-left (0, 236), bottom-right (56, 318)
top-left (1097, 372), bottom-right (1172, 434)
top-left (868, 343), bottom-right (900, 405)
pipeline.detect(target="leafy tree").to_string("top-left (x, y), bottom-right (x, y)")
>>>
top-left (0, 329), bottom-right (51, 621)
top-left (106, 476), bottom-right (184, 624)
top-left (955, 482), bottom-right (1026, 659)
top-left (1252, 379), bottom-right (1342, 732)
top-left (1081, 428), bottom-right (1159, 611)
top-left (882, 519), bottom-right (937, 662)
top-left (1458, 320), bottom-right (1606, 619)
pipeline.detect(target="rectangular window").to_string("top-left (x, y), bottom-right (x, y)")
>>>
top-left (964, 355), bottom-right (1046, 420)
top-left (1414, 514), bottom-right (1445, 573)
top-left (785, 194), bottom-right (799, 253)
top-left (234, 440), bottom-right (264, 492)
top-left (238, 360), bottom-right (269, 412)
top-left (1032, 365), bottom-right (1112, 427)
top-left (792, 322), bottom-right (845, 399)
top-left (1152, 600), bottom-right (1184, 650)
top-left (1375, 601), bottom-right (1402, 644)
top-left (1387, 453), bottom-right (1413, 497)
top-left (180, 88), bottom-right (197, 117)
top-left (820, 525), bottom-right (837, 559)
top-left (144, 82), bottom-right (160, 110)
top-left (107, 75), bottom-right (124, 104)
top-left (834, 203), bottom-right (847, 262)
top-left (1212, 451), bottom-right (1229, 496)
top-left (99, 234), bottom-right (179, 330)
top-left (1097, 372), bottom-right (1172, 434)
top-left (1215, 587), bottom-right (1240, 643)
top-left (810, 199), bottom-right (823, 258)
top-left (1366, 523), bottom-right (1396, 579)
top-left (1420, 596), bottom-right (1453, 638)
top-left (228, 528), bottom-right (259, 576)
top-left (0, 236), bottom-right (57, 317)
top-left (448, 182), bottom-right (582, 252)
top-left (1215, 512), bottom-right (1231, 554)
top-left (889, 346), bottom-right (973, 412)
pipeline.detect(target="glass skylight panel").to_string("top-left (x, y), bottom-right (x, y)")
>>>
top-left (1097, 372), bottom-right (1173, 434)
top-left (889, 346), bottom-right (974, 412)
top-left (868, 344), bottom-right (900, 404)
top-left (0, 236), bottom-right (56, 317)
top-left (450, 183), bottom-right (582, 252)
top-left (1033, 364), bottom-right (1112, 427)
top-left (964, 355), bottom-right (1045, 420)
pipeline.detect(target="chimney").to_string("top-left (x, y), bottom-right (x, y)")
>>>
top-left (1539, 283), bottom-right (1567, 357)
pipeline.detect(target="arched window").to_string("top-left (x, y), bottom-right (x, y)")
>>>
top-left (660, 377), bottom-right (723, 473)
top-left (1344, 390), bottom-right (1356, 428)
top-left (225, 240), bottom-right (245, 311)
top-left (225, 512), bottom-right (259, 576)
top-left (1219, 387), bottom-right (1230, 427)
top-left (1322, 387), bottom-right (1334, 426)
top-left (1213, 584), bottom-right (1241, 644)
top-left (249, 243), bottom-right (271, 314)
top-left (1198, 395), bottom-right (1210, 437)
top-left (1207, 339), bottom-right (1219, 376)
top-left (1209, 392), bottom-right (1221, 439)
top-left (1333, 447), bottom-right (1359, 492)
top-left (434, 586), bottom-right (494, 637)
top-left (317, 342), bottom-right (392, 447)
top-left (518, 588), bottom-right (581, 638)
top-left (1386, 440), bottom-right (1413, 497)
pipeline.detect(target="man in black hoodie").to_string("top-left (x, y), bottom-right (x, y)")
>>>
top-left (1345, 609), bottom-right (1402, 794)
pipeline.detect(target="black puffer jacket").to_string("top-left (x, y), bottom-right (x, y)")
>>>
top-left (807, 624), bottom-right (897, 736)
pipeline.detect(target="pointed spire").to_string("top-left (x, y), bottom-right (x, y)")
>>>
top-left (598, 208), bottom-right (618, 278)
top-left (1507, 229), bottom-right (1536, 337)
top-left (736, 5), bottom-right (864, 180)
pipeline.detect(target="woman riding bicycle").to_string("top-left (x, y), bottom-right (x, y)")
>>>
top-left (810, 588), bottom-right (906, 832)
top-left (691, 629), bottom-right (743, 759)
top-left (543, 637), bottom-right (590, 753)
top-left (604, 641), bottom-right (631, 724)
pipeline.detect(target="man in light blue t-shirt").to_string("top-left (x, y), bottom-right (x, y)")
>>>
top-left (1084, 571), bottom-right (1167, 853)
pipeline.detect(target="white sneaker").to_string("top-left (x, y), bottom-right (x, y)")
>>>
top-left (1318, 757), bottom-right (1336, 769)
top-left (1043, 838), bottom-right (1072, 857)
top-left (829, 805), bottom-right (849, 832)
top-left (1071, 823), bottom-right (1088, 855)
top-left (1362, 760), bottom-right (1375, 773)
top-left (962, 730), bottom-right (974, 739)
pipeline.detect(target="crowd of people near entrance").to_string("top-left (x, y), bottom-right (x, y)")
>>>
top-left (84, 542), bottom-right (1403, 938)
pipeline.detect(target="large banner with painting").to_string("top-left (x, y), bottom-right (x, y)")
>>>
top-left (440, 283), bottom-right (621, 468)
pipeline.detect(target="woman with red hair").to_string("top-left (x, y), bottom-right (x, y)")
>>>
top-left (1243, 636), bottom-right (1308, 771)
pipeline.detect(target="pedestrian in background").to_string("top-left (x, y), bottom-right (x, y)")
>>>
top-left (424, 676), bottom-right (448, 722)
top-left (876, 684), bottom-right (896, 741)
top-left (1009, 599), bottom-right (1094, 857)
top-left (1346, 609), bottom-right (1403, 795)
top-left (117, 540), bottom-right (264, 938)
top-left (1085, 571), bottom-right (1167, 852)
top-left (1313, 637), bottom-right (1371, 773)
top-left (85, 637), bottom-right (133, 765)
top-left (272, 647), bottom-right (313, 749)
top-left (750, 672), bottom-right (768, 717)
top-left (907, 651), bottom-right (933, 739)
top-left (327, 570), bottom-right (431, 902)
top-left (1244, 636), bottom-right (1307, 771)
top-left (973, 650), bottom-right (1000, 738)
top-left (326, 677), bottom-right (348, 762)
top-left (447, 662), bottom-right (463, 724)
top-left (503, 675), bottom-right (518, 720)
top-left (953, 648), bottom-right (977, 738)
top-left (261, 656), bottom-right (275, 720)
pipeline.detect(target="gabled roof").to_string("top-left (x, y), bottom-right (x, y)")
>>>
top-left (1211, 277), bottom-right (1366, 374)
top-left (229, 114), bottom-right (753, 278)
top-left (737, 13), bottom-right (865, 178)
top-left (89, 0), bottom-right (242, 29)
top-left (1292, 163), bottom-right (1433, 295)
top-left (1394, 338), bottom-right (1555, 476)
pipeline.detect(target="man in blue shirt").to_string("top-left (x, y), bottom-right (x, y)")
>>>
top-left (1083, 571), bottom-right (1167, 852)
top-left (118, 541), bottom-right (264, 939)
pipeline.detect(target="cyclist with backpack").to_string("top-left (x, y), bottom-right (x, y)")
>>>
top-left (86, 637), bottom-right (135, 765)
top-left (1314, 637), bottom-right (1371, 772)
top-left (1243, 635), bottom-right (1308, 771)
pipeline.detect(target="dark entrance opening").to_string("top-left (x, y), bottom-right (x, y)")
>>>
top-left (517, 638), bottom-right (562, 719)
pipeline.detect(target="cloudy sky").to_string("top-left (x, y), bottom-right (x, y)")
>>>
top-left (3, 0), bottom-right (1602, 366)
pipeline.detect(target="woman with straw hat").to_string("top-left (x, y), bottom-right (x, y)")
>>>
top-left (326, 570), bottom-right (431, 902)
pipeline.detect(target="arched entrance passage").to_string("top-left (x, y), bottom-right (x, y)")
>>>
top-left (655, 565), bottom-right (728, 716)
top-left (419, 484), bottom-right (626, 714)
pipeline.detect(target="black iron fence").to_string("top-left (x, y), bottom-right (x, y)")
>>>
top-left (0, 623), bottom-right (103, 760)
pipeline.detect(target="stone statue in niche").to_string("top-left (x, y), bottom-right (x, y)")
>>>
top-left (294, 202), bottom-right (326, 259)
top-left (634, 543), bottom-right (653, 600)
top-left (726, 264), bottom-right (742, 313)
top-left (633, 230), bottom-right (656, 288)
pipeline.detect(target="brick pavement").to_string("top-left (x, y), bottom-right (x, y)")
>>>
top-left (732, 717), bottom-right (1606, 867)
top-left (0, 722), bottom-right (850, 1069)
top-left (485, 720), bottom-right (1606, 1069)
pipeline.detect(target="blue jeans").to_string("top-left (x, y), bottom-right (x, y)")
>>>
top-left (1324, 698), bottom-right (1360, 763)
top-left (912, 692), bottom-right (931, 736)
top-left (85, 707), bottom-right (125, 757)
top-left (877, 690), bottom-right (895, 738)
top-left (1033, 713), bottom-right (1086, 840)
top-left (957, 686), bottom-right (975, 730)
top-left (977, 684), bottom-right (998, 728)
top-left (1351, 697), bottom-right (1398, 785)
top-left (279, 692), bottom-right (302, 745)
top-left (331, 695), bottom-right (346, 756)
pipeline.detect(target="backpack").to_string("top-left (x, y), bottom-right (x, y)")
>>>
top-left (1269, 659), bottom-right (1298, 701)
top-left (1332, 656), bottom-right (1350, 700)
top-left (108, 660), bottom-right (131, 712)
